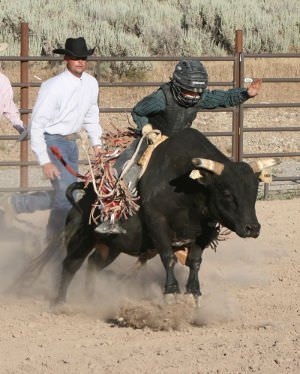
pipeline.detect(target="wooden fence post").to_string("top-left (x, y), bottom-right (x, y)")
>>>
top-left (234, 29), bottom-right (243, 161)
top-left (20, 22), bottom-right (29, 189)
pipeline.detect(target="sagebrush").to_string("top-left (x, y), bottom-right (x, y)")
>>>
top-left (0, 0), bottom-right (299, 57)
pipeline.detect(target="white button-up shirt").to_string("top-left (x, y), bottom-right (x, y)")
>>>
top-left (0, 72), bottom-right (24, 127)
top-left (31, 69), bottom-right (102, 165)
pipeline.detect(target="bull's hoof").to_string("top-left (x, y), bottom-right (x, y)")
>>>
top-left (193, 295), bottom-right (201, 309)
top-left (164, 293), bottom-right (177, 305)
top-left (49, 296), bottom-right (72, 314)
top-left (183, 293), bottom-right (201, 308)
top-left (164, 286), bottom-right (180, 296)
top-left (50, 302), bottom-right (72, 315)
top-left (186, 285), bottom-right (201, 297)
top-left (49, 295), bottom-right (65, 308)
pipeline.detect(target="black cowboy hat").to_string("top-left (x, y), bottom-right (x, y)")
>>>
top-left (53, 37), bottom-right (95, 57)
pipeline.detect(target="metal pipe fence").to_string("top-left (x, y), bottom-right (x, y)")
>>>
top-left (0, 23), bottom-right (299, 196)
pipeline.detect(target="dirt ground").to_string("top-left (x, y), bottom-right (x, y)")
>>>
top-left (0, 198), bottom-right (299, 374)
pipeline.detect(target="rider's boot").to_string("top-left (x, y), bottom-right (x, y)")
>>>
top-left (94, 221), bottom-right (127, 235)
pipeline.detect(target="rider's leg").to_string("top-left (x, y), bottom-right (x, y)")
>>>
top-left (95, 138), bottom-right (146, 235)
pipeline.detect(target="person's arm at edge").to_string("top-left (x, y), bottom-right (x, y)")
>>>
top-left (0, 73), bottom-right (25, 131)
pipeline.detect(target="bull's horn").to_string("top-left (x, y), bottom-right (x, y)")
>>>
top-left (249, 158), bottom-right (279, 173)
top-left (192, 158), bottom-right (224, 176)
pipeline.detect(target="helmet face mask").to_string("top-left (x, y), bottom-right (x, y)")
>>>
top-left (171, 59), bottom-right (208, 106)
top-left (171, 82), bottom-right (202, 107)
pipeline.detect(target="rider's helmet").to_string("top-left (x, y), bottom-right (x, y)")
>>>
top-left (171, 59), bottom-right (208, 106)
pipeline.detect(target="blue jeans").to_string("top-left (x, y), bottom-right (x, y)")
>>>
top-left (12, 134), bottom-right (78, 215)
top-left (10, 134), bottom-right (78, 239)
top-left (13, 190), bottom-right (54, 214)
top-left (113, 138), bottom-right (140, 174)
top-left (45, 134), bottom-right (78, 210)
top-left (44, 134), bottom-right (79, 239)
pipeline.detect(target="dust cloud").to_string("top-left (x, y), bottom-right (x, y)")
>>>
top-left (0, 209), bottom-right (273, 330)
top-left (0, 213), bottom-right (42, 292)
top-left (54, 242), bottom-right (272, 330)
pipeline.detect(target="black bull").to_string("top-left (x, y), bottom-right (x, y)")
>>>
top-left (55, 128), bottom-right (276, 304)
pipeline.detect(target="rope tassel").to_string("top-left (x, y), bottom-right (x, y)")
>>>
top-left (50, 130), bottom-right (140, 226)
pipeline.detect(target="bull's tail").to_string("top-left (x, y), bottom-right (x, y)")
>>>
top-left (51, 145), bottom-right (86, 213)
top-left (6, 232), bottom-right (64, 292)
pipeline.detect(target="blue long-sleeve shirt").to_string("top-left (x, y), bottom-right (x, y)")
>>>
top-left (132, 86), bottom-right (250, 130)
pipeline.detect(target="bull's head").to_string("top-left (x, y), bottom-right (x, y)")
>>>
top-left (190, 157), bottom-right (279, 238)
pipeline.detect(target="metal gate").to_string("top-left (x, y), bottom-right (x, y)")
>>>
top-left (0, 23), bottom-right (299, 194)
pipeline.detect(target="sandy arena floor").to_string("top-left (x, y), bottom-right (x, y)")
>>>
top-left (0, 198), bottom-right (299, 374)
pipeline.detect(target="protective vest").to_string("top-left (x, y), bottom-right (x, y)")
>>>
top-left (147, 83), bottom-right (199, 136)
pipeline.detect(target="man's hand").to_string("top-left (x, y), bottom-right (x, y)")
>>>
top-left (13, 124), bottom-right (30, 142)
top-left (17, 128), bottom-right (30, 142)
top-left (142, 124), bottom-right (153, 135)
top-left (246, 78), bottom-right (262, 97)
top-left (13, 124), bottom-right (25, 134)
top-left (43, 163), bottom-right (60, 180)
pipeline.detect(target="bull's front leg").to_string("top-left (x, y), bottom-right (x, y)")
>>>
top-left (160, 249), bottom-right (180, 294)
top-left (145, 212), bottom-right (180, 295)
top-left (185, 225), bottom-right (219, 299)
top-left (185, 245), bottom-right (203, 297)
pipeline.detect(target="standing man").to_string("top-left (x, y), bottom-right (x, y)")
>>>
top-left (30, 37), bottom-right (102, 240)
top-left (0, 42), bottom-right (29, 138)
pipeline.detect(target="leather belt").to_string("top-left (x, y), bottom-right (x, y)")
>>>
top-left (45, 132), bottom-right (80, 141)
top-left (63, 133), bottom-right (81, 141)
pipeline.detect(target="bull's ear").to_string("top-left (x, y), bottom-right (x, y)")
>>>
top-left (189, 168), bottom-right (212, 185)
top-left (249, 158), bottom-right (280, 183)
top-left (189, 169), bottom-right (202, 180)
top-left (257, 169), bottom-right (273, 183)
top-left (192, 158), bottom-right (224, 175)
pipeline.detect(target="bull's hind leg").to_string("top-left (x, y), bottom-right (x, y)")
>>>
top-left (54, 230), bottom-right (95, 304)
top-left (85, 243), bottom-right (121, 299)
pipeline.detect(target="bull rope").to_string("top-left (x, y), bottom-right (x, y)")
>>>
top-left (50, 127), bottom-right (140, 225)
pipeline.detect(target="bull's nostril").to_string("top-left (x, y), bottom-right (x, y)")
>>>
top-left (245, 223), bottom-right (261, 236)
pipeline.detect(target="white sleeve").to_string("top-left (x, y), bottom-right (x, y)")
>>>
top-left (30, 81), bottom-right (57, 165)
top-left (83, 80), bottom-right (102, 146)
